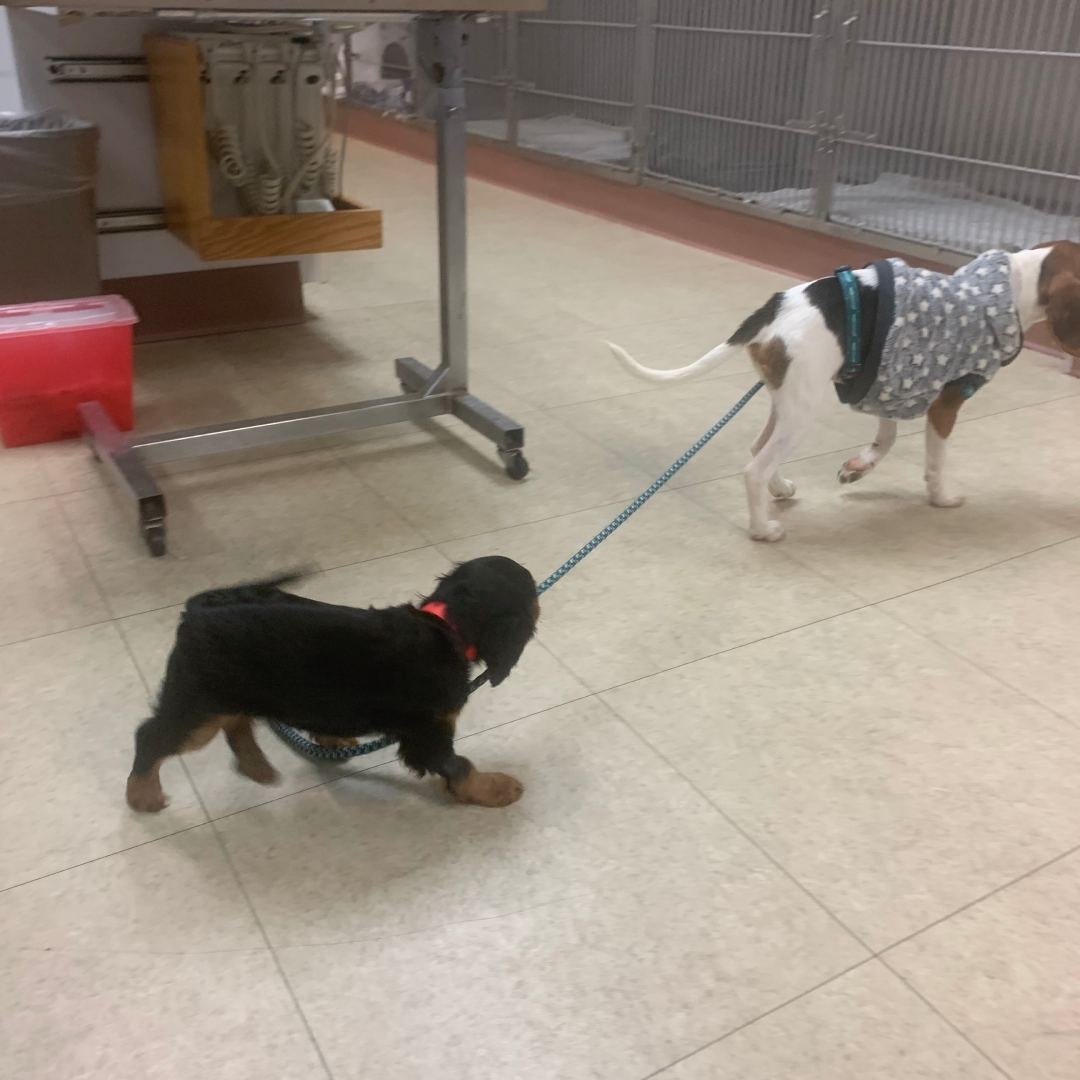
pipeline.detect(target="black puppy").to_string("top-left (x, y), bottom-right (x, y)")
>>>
top-left (126, 556), bottom-right (539, 813)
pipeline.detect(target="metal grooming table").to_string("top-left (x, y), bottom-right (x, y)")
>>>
top-left (40, 1), bottom-right (543, 556)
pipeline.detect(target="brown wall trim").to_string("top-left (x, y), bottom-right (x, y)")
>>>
top-left (342, 105), bottom-right (1064, 361)
top-left (104, 261), bottom-right (304, 343)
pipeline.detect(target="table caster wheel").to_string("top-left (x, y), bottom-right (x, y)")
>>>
top-left (144, 522), bottom-right (166, 558)
top-left (500, 449), bottom-right (529, 481)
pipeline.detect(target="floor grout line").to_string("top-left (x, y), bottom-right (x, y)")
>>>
top-left (602, 692), bottom-right (1044, 1080)
top-left (594, 697), bottom-right (876, 954)
top-left (115, 622), bottom-right (338, 1080)
top-left (875, 839), bottom-right (1080, 958)
top-left (870, 538), bottom-right (1080, 733)
top-left (635, 956), bottom-right (877, 1080)
top-left (0, 821), bottom-right (210, 897)
top-left (876, 957), bottom-right (1016, 1080)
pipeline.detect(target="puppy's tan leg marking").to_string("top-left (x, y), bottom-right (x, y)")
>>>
top-left (223, 715), bottom-right (279, 785)
top-left (180, 718), bottom-right (224, 753)
top-left (126, 762), bottom-right (167, 813)
top-left (449, 765), bottom-right (524, 808)
top-left (437, 709), bottom-right (461, 738)
top-left (307, 733), bottom-right (360, 749)
top-left (926, 385), bottom-right (968, 508)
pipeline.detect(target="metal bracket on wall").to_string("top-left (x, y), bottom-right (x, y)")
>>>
top-left (46, 56), bottom-right (147, 83)
top-left (96, 209), bottom-right (167, 235)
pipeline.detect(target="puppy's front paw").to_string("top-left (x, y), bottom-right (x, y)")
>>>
top-left (929, 490), bottom-right (965, 508)
top-left (451, 770), bottom-right (524, 808)
top-left (126, 774), bottom-right (168, 813)
top-left (749, 520), bottom-right (785, 543)
top-left (770, 477), bottom-right (797, 500)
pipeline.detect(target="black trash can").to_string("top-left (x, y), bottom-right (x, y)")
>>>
top-left (0, 110), bottom-right (100, 304)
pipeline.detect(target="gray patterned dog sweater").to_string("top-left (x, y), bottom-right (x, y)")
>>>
top-left (834, 251), bottom-right (1023, 419)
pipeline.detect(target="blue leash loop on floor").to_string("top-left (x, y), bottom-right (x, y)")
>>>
top-left (270, 380), bottom-right (765, 761)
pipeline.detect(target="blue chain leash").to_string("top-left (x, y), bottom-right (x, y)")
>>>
top-left (270, 380), bottom-right (765, 762)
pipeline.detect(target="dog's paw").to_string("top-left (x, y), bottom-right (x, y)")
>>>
top-left (838, 458), bottom-right (871, 484)
top-left (126, 775), bottom-right (168, 813)
top-left (749, 521), bottom-right (785, 543)
top-left (452, 770), bottom-right (525, 808)
top-left (929, 491), bottom-right (966, 508)
top-left (770, 477), bottom-right (797, 500)
top-left (235, 757), bottom-right (280, 786)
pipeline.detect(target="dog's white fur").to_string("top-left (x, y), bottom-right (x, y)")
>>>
top-left (609, 247), bottom-right (1057, 542)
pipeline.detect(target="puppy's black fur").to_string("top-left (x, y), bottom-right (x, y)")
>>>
top-left (126, 556), bottom-right (538, 812)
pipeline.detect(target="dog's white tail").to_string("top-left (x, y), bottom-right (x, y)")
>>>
top-left (606, 339), bottom-right (738, 383)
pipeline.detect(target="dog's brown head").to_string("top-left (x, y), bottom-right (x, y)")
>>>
top-left (425, 556), bottom-right (539, 687)
top-left (1039, 240), bottom-right (1080, 356)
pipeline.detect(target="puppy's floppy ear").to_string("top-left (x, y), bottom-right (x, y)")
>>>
top-left (474, 611), bottom-right (535, 687)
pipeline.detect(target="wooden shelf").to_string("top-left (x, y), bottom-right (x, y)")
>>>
top-left (145, 33), bottom-right (382, 261)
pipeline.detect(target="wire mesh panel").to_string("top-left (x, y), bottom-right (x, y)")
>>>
top-left (507, 0), bottom-right (637, 167)
top-left (463, 16), bottom-right (510, 135)
top-left (647, 0), bottom-right (820, 211)
top-left (830, 0), bottom-right (1080, 252)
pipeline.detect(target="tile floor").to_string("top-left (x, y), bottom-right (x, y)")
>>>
top-left (3, 141), bottom-right (1080, 1080)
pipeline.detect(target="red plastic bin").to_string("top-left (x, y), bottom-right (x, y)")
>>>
top-left (0, 295), bottom-right (137, 447)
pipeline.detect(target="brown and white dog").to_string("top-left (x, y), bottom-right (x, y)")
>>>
top-left (609, 242), bottom-right (1080, 541)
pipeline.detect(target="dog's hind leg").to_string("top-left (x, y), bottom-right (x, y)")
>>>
top-left (838, 418), bottom-right (899, 484)
top-left (127, 708), bottom-right (222, 812)
top-left (745, 397), bottom-right (818, 542)
top-left (223, 716), bottom-right (279, 786)
top-left (925, 384), bottom-right (969, 508)
top-left (751, 406), bottom-right (797, 500)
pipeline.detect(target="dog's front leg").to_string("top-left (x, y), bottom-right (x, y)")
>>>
top-left (398, 723), bottom-right (524, 808)
top-left (839, 418), bottom-right (898, 484)
top-left (925, 385), bottom-right (968, 508)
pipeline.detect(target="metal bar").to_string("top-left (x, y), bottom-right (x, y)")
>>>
top-left (651, 25), bottom-right (812, 40)
top-left (858, 39), bottom-right (1079, 60)
top-left (631, 0), bottom-right (657, 181)
top-left (451, 393), bottom-right (524, 451)
top-left (134, 393), bottom-right (452, 465)
top-left (516, 86), bottom-right (632, 109)
top-left (648, 103), bottom-right (808, 137)
top-left (832, 137), bottom-right (1080, 182)
top-left (813, 1), bottom-right (851, 219)
top-left (96, 208), bottom-right (166, 234)
top-left (519, 19), bottom-right (636, 30)
top-left (505, 11), bottom-right (520, 146)
top-left (46, 56), bottom-right (147, 83)
top-left (419, 13), bottom-right (469, 392)
top-left (79, 402), bottom-right (163, 508)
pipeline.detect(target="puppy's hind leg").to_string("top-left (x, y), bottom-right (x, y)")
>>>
top-left (838, 418), bottom-right (898, 484)
top-left (126, 708), bottom-right (222, 812)
top-left (224, 715), bottom-right (279, 786)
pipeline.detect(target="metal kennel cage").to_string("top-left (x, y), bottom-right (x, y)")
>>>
top-left (347, 0), bottom-right (1080, 256)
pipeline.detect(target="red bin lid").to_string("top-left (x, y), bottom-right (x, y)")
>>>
top-left (0, 295), bottom-right (138, 337)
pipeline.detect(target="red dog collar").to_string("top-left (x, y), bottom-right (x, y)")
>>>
top-left (419, 601), bottom-right (478, 661)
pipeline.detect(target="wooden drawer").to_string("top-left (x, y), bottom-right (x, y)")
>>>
top-left (145, 34), bottom-right (382, 262)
